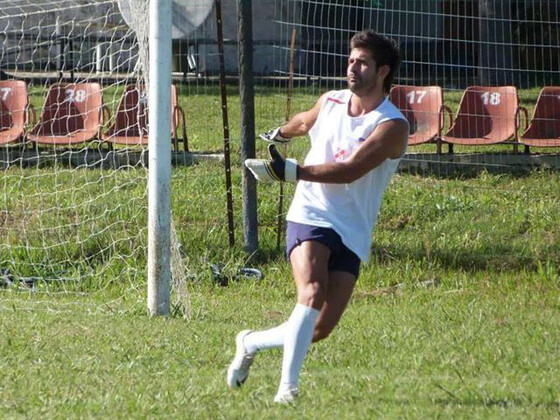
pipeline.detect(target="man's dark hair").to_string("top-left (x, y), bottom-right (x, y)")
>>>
top-left (350, 30), bottom-right (401, 93)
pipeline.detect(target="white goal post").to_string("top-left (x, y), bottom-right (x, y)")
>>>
top-left (146, 0), bottom-right (172, 316)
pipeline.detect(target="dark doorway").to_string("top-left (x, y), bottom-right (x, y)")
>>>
top-left (443, 0), bottom-right (479, 85)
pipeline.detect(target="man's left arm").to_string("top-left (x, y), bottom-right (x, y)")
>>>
top-left (245, 119), bottom-right (408, 184)
top-left (298, 119), bottom-right (409, 184)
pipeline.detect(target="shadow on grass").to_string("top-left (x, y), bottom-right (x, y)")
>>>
top-left (399, 164), bottom-right (559, 180)
top-left (430, 397), bottom-right (560, 410)
top-left (375, 392), bottom-right (559, 410)
top-left (370, 242), bottom-right (559, 273)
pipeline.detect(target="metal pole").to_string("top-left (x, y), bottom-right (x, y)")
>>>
top-left (216, 0), bottom-right (235, 247)
top-left (276, 28), bottom-right (297, 249)
top-left (147, 0), bottom-right (172, 316)
top-left (238, 0), bottom-right (258, 253)
top-left (96, 43), bottom-right (103, 74)
top-left (55, 16), bottom-right (63, 78)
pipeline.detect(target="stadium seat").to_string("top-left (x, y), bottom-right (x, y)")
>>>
top-left (389, 85), bottom-right (452, 153)
top-left (28, 82), bottom-right (107, 145)
top-left (442, 86), bottom-right (524, 152)
top-left (519, 86), bottom-right (560, 152)
top-left (0, 80), bottom-right (33, 144)
top-left (102, 84), bottom-right (188, 151)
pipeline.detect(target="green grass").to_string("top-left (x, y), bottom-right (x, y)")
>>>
top-left (0, 261), bottom-right (558, 419)
top-left (1, 164), bottom-right (559, 419)
top-left (0, 86), bottom-right (559, 418)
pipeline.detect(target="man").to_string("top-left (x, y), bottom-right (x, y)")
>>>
top-left (227, 30), bottom-right (409, 403)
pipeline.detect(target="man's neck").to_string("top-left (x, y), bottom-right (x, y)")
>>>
top-left (347, 89), bottom-right (385, 117)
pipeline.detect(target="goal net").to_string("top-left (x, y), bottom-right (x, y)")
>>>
top-left (0, 1), bottom-right (151, 293)
top-left (0, 1), bottom-right (197, 315)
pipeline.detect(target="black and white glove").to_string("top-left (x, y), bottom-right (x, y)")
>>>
top-left (259, 127), bottom-right (291, 144)
top-left (245, 144), bottom-right (298, 183)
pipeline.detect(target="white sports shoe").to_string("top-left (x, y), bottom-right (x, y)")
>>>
top-left (226, 330), bottom-right (255, 389)
top-left (274, 387), bottom-right (299, 403)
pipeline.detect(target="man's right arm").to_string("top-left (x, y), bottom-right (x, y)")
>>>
top-left (275, 92), bottom-right (327, 139)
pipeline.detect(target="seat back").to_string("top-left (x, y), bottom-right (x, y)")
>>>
top-left (34, 83), bottom-right (102, 136)
top-left (389, 85), bottom-right (442, 142)
top-left (106, 84), bottom-right (178, 139)
top-left (447, 86), bottom-right (518, 141)
top-left (0, 80), bottom-right (28, 131)
top-left (523, 86), bottom-right (560, 139)
top-left (107, 84), bottom-right (148, 138)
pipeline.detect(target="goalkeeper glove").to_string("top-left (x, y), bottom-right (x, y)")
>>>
top-left (259, 127), bottom-right (291, 144)
top-left (245, 144), bottom-right (298, 183)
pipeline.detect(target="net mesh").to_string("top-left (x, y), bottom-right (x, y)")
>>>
top-left (0, 0), bottom-right (199, 315)
top-left (265, 0), bottom-right (560, 175)
top-left (0, 0), bottom-right (558, 309)
top-left (0, 1), bottom-right (148, 295)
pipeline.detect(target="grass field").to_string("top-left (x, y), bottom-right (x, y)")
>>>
top-left (1, 86), bottom-right (559, 419)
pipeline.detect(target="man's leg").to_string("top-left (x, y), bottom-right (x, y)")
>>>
top-left (227, 240), bottom-right (328, 392)
top-left (234, 270), bottom-right (355, 383)
top-left (313, 270), bottom-right (357, 342)
top-left (275, 240), bottom-right (329, 401)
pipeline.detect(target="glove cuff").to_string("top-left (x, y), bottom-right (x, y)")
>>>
top-left (285, 159), bottom-right (298, 182)
top-left (275, 127), bottom-right (288, 141)
top-left (260, 127), bottom-right (291, 144)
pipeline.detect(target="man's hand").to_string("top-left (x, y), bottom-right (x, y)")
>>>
top-left (245, 144), bottom-right (298, 183)
top-left (259, 127), bottom-right (291, 145)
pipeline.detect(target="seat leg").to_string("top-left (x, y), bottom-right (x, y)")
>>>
top-left (183, 132), bottom-right (189, 153)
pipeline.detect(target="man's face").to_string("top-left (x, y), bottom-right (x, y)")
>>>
top-left (347, 47), bottom-right (380, 95)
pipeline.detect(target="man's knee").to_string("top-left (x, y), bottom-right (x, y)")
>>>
top-left (312, 323), bottom-right (335, 342)
top-left (297, 281), bottom-right (326, 309)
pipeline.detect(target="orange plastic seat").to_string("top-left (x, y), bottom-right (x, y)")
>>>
top-left (442, 86), bottom-right (522, 149)
top-left (28, 83), bottom-right (105, 145)
top-left (389, 85), bottom-right (451, 148)
top-left (0, 80), bottom-right (30, 144)
top-left (102, 84), bottom-right (187, 151)
top-left (519, 86), bottom-right (560, 150)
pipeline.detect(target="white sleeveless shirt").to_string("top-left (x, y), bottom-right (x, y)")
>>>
top-left (286, 89), bottom-right (408, 262)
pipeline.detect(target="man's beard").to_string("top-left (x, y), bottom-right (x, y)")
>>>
top-left (348, 76), bottom-right (377, 94)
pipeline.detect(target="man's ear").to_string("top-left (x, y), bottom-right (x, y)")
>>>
top-left (378, 64), bottom-right (390, 81)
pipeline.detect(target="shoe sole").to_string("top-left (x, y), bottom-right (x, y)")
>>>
top-left (226, 330), bottom-right (253, 389)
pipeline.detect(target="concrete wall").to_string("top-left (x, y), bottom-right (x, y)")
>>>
top-left (186, 0), bottom-right (301, 75)
top-left (2, 0), bottom-right (557, 87)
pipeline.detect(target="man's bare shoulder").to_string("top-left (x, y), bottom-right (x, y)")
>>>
top-left (369, 118), bottom-right (409, 159)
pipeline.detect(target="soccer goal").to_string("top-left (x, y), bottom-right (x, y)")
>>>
top-left (0, 0), bottom-right (220, 315)
top-left (0, 1), bottom-right (150, 291)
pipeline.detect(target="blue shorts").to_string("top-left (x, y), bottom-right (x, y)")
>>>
top-left (286, 221), bottom-right (361, 278)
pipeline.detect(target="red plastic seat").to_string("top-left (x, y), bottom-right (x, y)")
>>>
top-left (519, 86), bottom-right (560, 150)
top-left (28, 83), bottom-right (105, 145)
top-left (442, 86), bottom-right (522, 150)
top-left (0, 80), bottom-right (30, 144)
top-left (102, 84), bottom-right (187, 151)
top-left (389, 85), bottom-right (451, 149)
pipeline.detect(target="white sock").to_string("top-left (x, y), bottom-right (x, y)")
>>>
top-left (278, 303), bottom-right (320, 392)
top-left (243, 322), bottom-right (288, 354)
